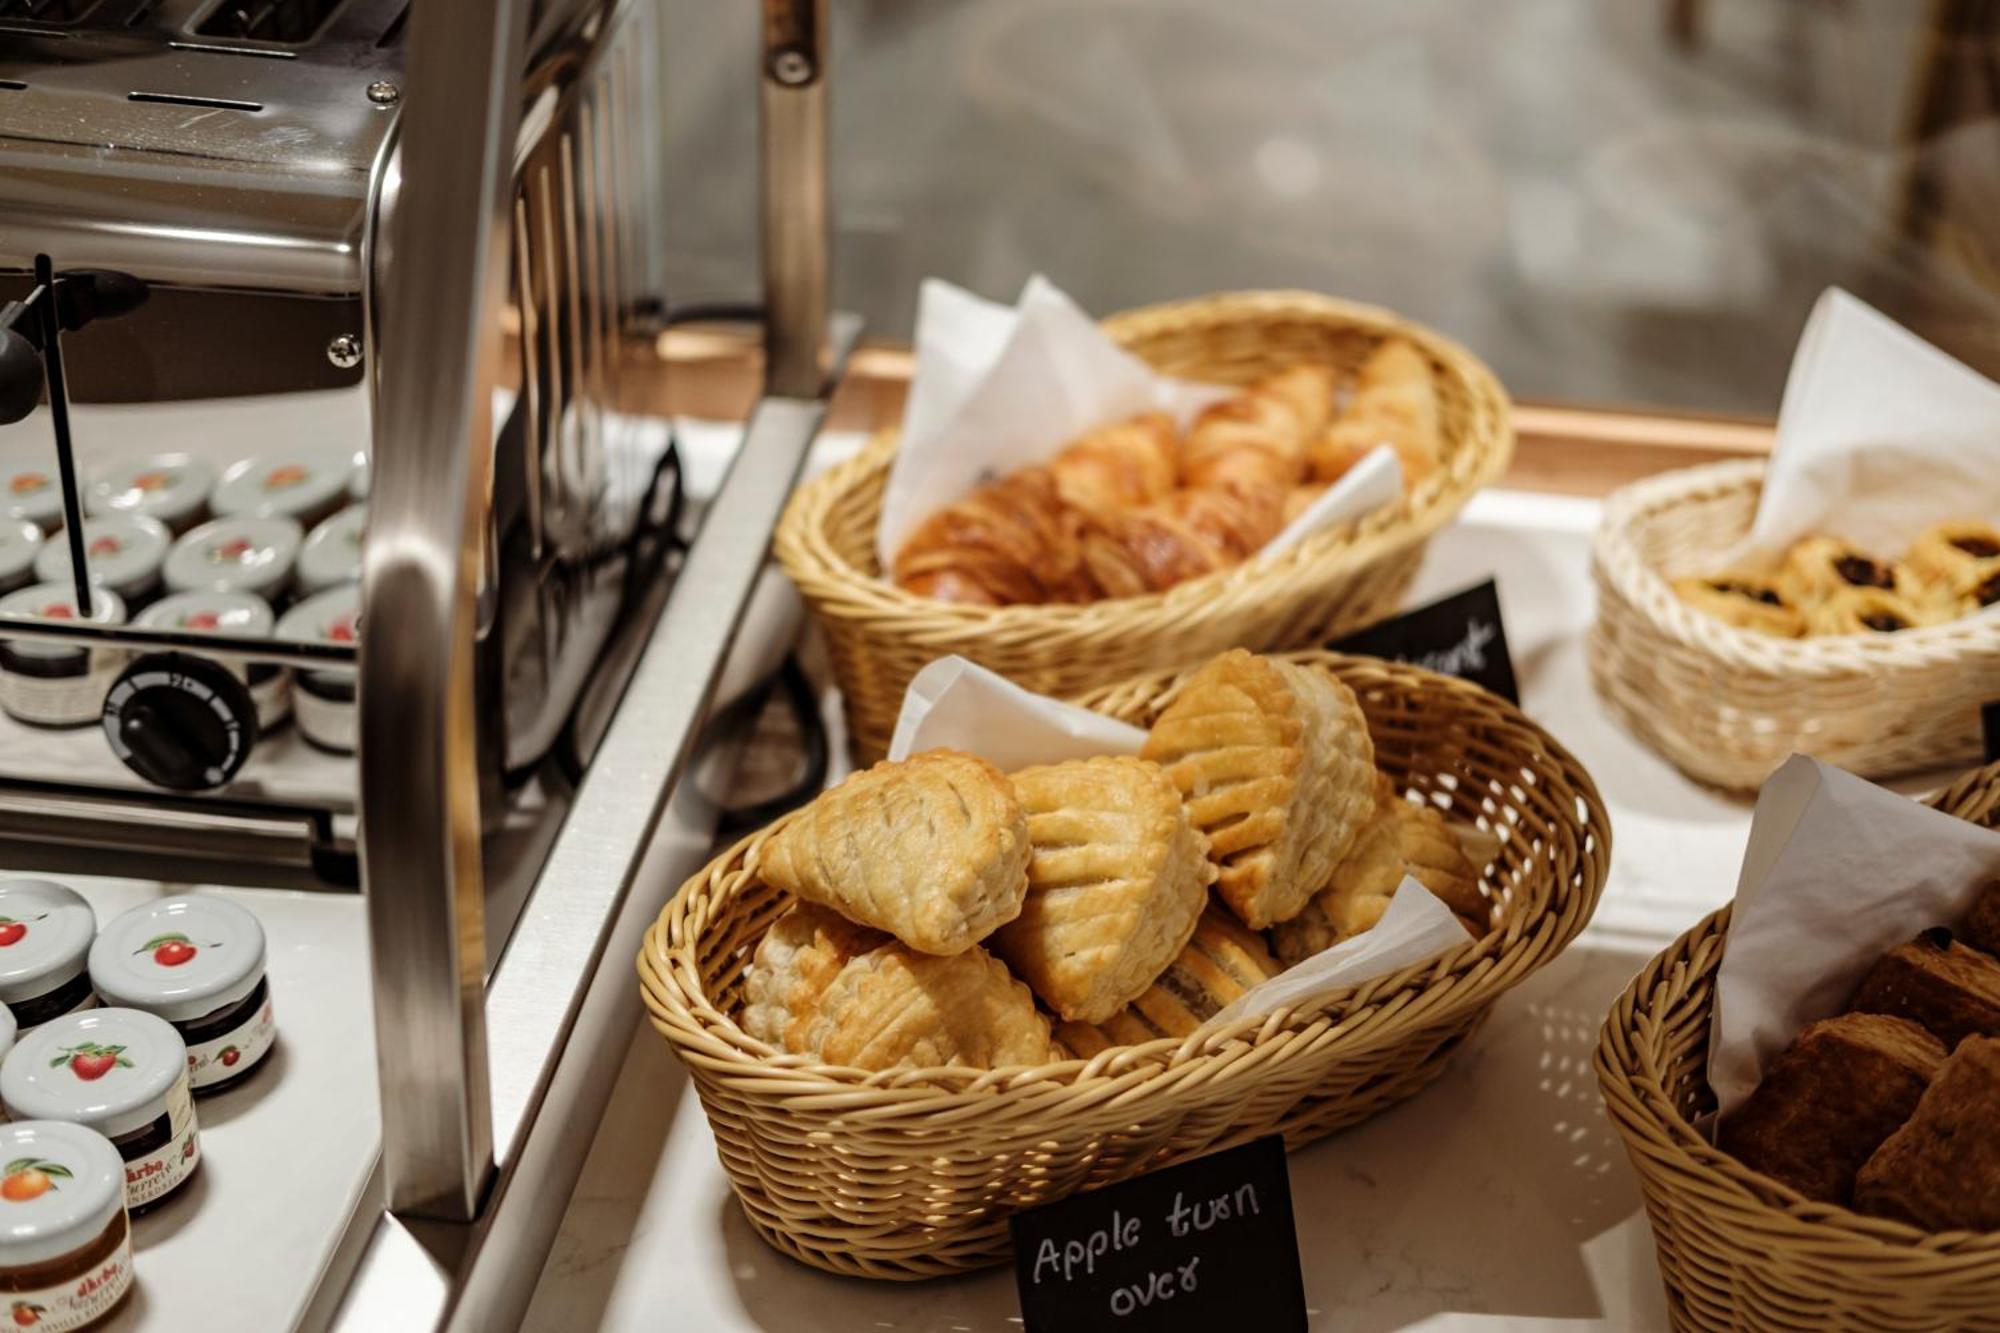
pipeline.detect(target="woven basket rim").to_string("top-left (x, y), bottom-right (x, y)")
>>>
top-left (1595, 759), bottom-right (2000, 1257)
top-left (775, 288), bottom-right (1514, 631)
top-left (1594, 458), bottom-right (2000, 678)
top-left (642, 650), bottom-right (1610, 1101)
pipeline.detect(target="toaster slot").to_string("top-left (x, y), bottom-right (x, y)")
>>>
top-left (195, 0), bottom-right (345, 42)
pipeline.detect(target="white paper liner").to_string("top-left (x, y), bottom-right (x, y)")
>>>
top-left (1732, 288), bottom-right (2000, 563)
top-left (887, 655), bottom-right (1473, 1035)
top-left (876, 275), bottom-right (1402, 574)
top-left (1708, 755), bottom-right (2000, 1117)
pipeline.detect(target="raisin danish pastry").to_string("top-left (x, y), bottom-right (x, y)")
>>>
top-left (1669, 572), bottom-right (1806, 638)
top-left (1806, 586), bottom-right (1929, 637)
top-left (1779, 536), bottom-right (1922, 610)
top-left (1905, 520), bottom-right (2000, 589)
top-left (758, 750), bottom-right (1031, 955)
top-left (991, 756), bottom-right (1212, 1023)
top-left (1140, 650), bottom-right (1376, 928)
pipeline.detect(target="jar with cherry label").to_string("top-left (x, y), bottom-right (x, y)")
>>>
top-left (85, 454), bottom-right (215, 536)
top-left (0, 587), bottom-right (128, 730)
top-left (0, 1120), bottom-right (134, 1330)
top-left (0, 1010), bottom-right (199, 1213)
top-left (210, 450), bottom-right (355, 531)
top-left (296, 505), bottom-right (365, 596)
top-left (162, 517), bottom-right (302, 604)
top-left (0, 883), bottom-right (96, 1032)
top-left (0, 464), bottom-right (63, 534)
top-left (87, 897), bottom-right (273, 1095)
top-left (31, 518), bottom-right (169, 605)
top-left (134, 593), bottom-right (291, 732)
top-left (0, 522), bottom-right (42, 598)
top-left (275, 585), bottom-right (358, 753)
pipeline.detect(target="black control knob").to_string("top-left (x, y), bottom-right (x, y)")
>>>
top-left (101, 652), bottom-right (258, 791)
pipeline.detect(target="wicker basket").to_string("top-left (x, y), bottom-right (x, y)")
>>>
top-left (1590, 459), bottom-right (2000, 791)
top-left (1597, 759), bottom-right (2000, 1332)
top-left (640, 651), bottom-right (1609, 1279)
top-left (777, 290), bottom-right (1514, 763)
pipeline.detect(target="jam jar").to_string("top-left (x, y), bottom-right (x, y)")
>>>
top-left (31, 517), bottom-right (169, 605)
top-left (0, 521), bottom-right (42, 597)
top-left (134, 592), bottom-right (290, 732)
top-left (85, 454), bottom-right (215, 536)
top-left (162, 516), bottom-right (303, 604)
top-left (88, 896), bottom-right (273, 1095)
top-left (1, 1010), bottom-right (200, 1212)
top-left (296, 505), bottom-right (365, 596)
top-left (210, 449), bottom-right (355, 530)
top-left (0, 587), bottom-right (128, 730)
top-left (275, 584), bottom-right (358, 753)
top-left (0, 462), bottom-right (63, 533)
top-left (0, 882), bottom-right (96, 1031)
top-left (0, 1120), bottom-right (133, 1330)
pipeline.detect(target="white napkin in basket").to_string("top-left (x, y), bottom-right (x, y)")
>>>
top-left (875, 276), bottom-right (1403, 575)
top-left (1708, 755), bottom-right (2000, 1117)
top-left (1734, 288), bottom-right (2000, 562)
top-left (887, 655), bottom-right (1475, 1031)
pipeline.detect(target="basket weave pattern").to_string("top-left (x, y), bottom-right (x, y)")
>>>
top-left (1590, 460), bottom-right (2000, 790)
top-left (1597, 760), bottom-right (2000, 1332)
top-left (777, 291), bottom-right (1514, 762)
top-left (641, 652), bottom-right (1609, 1279)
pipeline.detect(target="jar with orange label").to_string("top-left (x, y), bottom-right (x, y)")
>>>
top-left (0, 1120), bottom-right (134, 1330)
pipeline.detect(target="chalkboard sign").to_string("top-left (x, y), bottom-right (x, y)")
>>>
top-left (1009, 1135), bottom-right (1306, 1333)
top-left (1985, 700), bottom-right (2000, 764)
top-left (1330, 578), bottom-right (1518, 704)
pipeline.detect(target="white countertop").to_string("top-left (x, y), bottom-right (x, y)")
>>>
top-left (520, 487), bottom-right (1842, 1332)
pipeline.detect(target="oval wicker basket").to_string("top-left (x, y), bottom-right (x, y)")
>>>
top-left (777, 290), bottom-right (1514, 763)
top-left (1597, 759), bottom-right (2000, 1332)
top-left (1590, 459), bottom-right (2000, 791)
top-left (640, 650), bottom-right (1609, 1280)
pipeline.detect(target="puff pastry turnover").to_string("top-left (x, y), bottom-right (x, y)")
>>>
top-left (757, 749), bottom-right (1031, 955)
top-left (1141, 650), bottom-right (1376, 928)
top-left (803, 941), bottom-right (1053, 1071)
top-left (991, 756), bottom-right (1212, 1023)
top-left (1057, 907), bottom-right (1281, 1057)
top-left (740, 903), bottom-right (887, 1051)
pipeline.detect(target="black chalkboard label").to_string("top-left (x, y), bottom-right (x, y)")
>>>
top-left (1330, 578), bottom-right (1519, 704)
top-left (1009, 1135), bottom-right (1306, 1333)
top-left (1984, 700), bottom-right (2000, 764)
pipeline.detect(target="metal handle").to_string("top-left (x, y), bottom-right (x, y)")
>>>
top-left (762, 0), bottom-right (829, 397)
top-left (359, 0), bottom-right (526, 1222)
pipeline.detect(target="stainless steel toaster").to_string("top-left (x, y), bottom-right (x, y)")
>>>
top-left (1, 1), bottom-right (845, 1326)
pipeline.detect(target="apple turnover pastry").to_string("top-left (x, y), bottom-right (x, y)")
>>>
top-left (1668, 572), bottom-right (1806, 638)
top-left (798, 940), bottom-right (1053, 1071)
top-left (741, 903), bottom-right (887, 1051)
top-left (757, 749), bottom-right (1031, 955)
top-left (1141, 650), bottom-right (1376, 928)
top-left (1055, 907), bottom-right (1282, 1057)
top-left (991, 756), bottom-right (1212, 1023)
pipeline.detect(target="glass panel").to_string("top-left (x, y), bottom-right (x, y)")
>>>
top-left (657, 0), bottom-right (2000, 413)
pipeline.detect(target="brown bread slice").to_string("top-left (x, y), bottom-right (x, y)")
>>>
top-left (1855, 1035), bottom-right (2000, 1231)
top-left (1847, 929), bottom-right (2000, 1050)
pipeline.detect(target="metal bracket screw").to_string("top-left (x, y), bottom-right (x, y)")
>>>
top-left (769, 50), bottom-right (814, 86)
top-left (327, 334), bottom-right (363, 369)
top-left (366, 81), bottom-right (401, 107)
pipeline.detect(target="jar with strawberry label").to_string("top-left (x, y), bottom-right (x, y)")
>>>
top-left (0, 1011), bottom-right (199, 1213)
top-left (84, 455), bottom-right (215, 536)
top-left (133, 593), bottom-right (290, 732)
top-left (0, 587), bottom-right (128, 729)
top-left (209, 449), bottom-right (355, 530)
top-left (30, 519), bottom-right (168, 606)
top-left (0, 883), bottom-right (97, 1033)
top-left (0, 463), bottom-right (64, 534)
top-left (87, 897), bottom-right (272, 1096)
top-left (0, 523), bottom-right (42, 598)
top-left (275, 584), bottom-right (358, 753)
top-left (161, 516), bottom-right (302, 605)
top-left (0, 1120), bottom-right (134, 1330)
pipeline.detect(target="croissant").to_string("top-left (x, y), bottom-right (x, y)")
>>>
top-left (892, 467), bottom-right (1097, 606)
top-left (1311, 339), bottom-right (1441, 487)
top-left (758, 750), bottom-right (1032, 954)
top-left (1047, 411), bottom-right (1178, 514)
top-left (1078, 483), bottom-right (1288, 598)
top-left (1180, 366), bottom-right (1334, 492)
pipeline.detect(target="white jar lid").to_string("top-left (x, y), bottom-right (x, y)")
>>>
top-left (0, 1003), bottom-right (15, 1068)
top-left (2, 1009), bottom-right (187, 1139)
top-left (349, 452), bottom-right (369, 503)
top-left (0, 461), bottom-right (64, 529)
top-left (277, 583), bottom-right (360, 677)
top-left (0, 1120), bottom-right (125, 1267)
top-left (0, 585), bottom-right (127, 664)
top-left (163, 516), bottom-right (302, 598)
top-left (0, 521), bottom-right (42, 587)
top-left (32, 516), bottom-right (169, 596)
top-left (297, 505), bottom-right (365, 595)
top-left (86, 454), bottom-right (216, 528)
top-left (135, 590), bottom-right (276, 639)
top-left (89, 895), bottom-right (265, 1023)
top-left (211, 449), bottom-right (355, 522)
top-left (0, 883), bottom-right (96, 1009)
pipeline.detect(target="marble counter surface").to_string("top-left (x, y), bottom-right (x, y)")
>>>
top-left (522, 488), bottom-right (1801, 1331)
